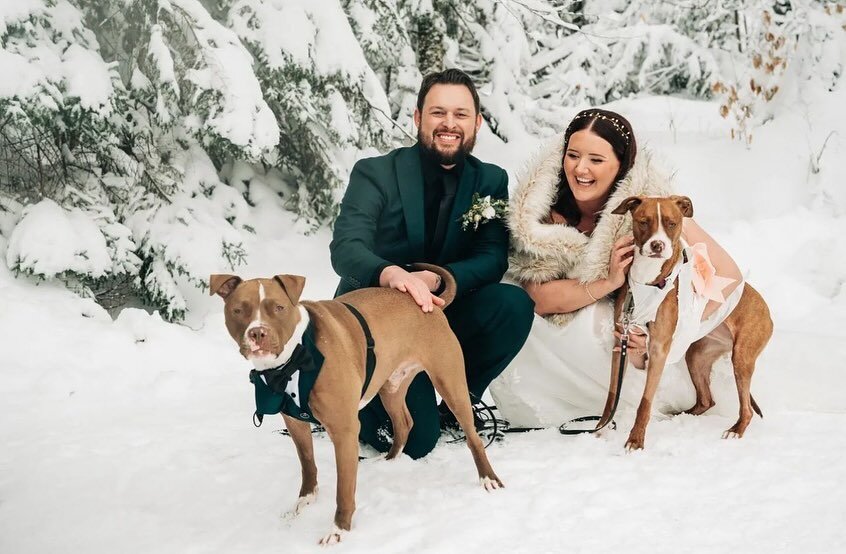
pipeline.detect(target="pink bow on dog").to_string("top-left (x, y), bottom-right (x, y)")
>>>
top-left (689, 242), bottom-right (736, 303)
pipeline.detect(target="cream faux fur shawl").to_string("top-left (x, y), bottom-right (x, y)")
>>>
top-left (507, 134), bottom-right (676, 327)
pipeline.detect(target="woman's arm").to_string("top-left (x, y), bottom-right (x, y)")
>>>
top-left (524, 277), bottom-right (617, 315)
top-left (524, 234), bottom-right (636, 315)
top-left (683, 218), bottom-right (744, 320)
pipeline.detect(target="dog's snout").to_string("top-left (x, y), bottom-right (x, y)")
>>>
top-left (650, 240), bottom-right (664, 254)
top-left (248, 326), bottom-right (268, 344)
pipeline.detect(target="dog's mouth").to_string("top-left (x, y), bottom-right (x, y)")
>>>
top-left (242, 344), bottom-right (281, 361)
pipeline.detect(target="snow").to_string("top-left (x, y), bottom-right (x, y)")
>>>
top-left (6, 199), bottom-right (112, 279)
top-left (171, 0), bottom-right (279, 158)
top-left (2, 92), bottom-right (846, 553)
top-left (0, 0), bottom-right (115, 114)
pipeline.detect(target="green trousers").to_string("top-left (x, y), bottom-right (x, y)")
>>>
top-left (358, 282), bottom-right (534, 459)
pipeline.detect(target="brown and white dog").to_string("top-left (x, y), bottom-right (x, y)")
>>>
top-left (599, 195), bottom-right (773, 450)
top-left (210, 264), bottom-right (502, 545)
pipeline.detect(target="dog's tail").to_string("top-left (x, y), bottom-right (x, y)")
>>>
top-left (412, 263), bottom-right (457, 309)
top-left (751, 395), bottom-right (763, 418)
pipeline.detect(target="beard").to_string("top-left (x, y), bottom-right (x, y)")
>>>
top-left (418, 125), bottom-right (477, 166)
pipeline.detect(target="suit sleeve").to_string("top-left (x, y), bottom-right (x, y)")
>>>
top-left (445, 167), bottom-right (510, 297)
top-left (330, 161), bottom-right (393, 290)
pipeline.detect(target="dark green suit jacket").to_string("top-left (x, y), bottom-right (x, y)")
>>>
top-left (330, 143), bottom-right (509, 299)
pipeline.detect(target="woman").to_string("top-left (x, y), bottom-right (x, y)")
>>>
top-left (489, 109), bottom-right (743, 429)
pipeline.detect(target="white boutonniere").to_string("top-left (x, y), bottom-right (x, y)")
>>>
top-left (460, 193), bottom-right (508, 231)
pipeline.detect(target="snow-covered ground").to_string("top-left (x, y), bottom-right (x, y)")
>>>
top-left (2, 94), bottom-right (846, 553)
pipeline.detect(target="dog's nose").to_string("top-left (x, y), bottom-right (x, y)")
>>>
top-left (650, 240), bottom-right (664, 254)
top-left (248, 327), bottom-right (268, 344)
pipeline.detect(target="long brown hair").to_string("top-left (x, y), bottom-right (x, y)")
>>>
top-left (552, 109), bottom-right (638, 226)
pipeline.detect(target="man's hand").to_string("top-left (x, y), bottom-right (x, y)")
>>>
top-left (409, 270), bottom-right (442, 292)
top-left (379, 266), bottom-right (446, 313)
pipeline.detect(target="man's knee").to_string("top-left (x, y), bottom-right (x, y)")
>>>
top-left (488, 283), bottom-right (535, 336)
top-left (402, 425), bottom-right (440, 459)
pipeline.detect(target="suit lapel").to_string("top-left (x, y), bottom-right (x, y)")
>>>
top-left (438, 159), bottom-right (477, 263)
top-left (395, 145), bottom-right (425, 260)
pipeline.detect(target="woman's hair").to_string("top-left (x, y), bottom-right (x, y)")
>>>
top-left (552, 109), bottom-right (638, 227)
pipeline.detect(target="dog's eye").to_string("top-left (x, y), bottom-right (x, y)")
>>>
top-left (666, 221), bottom-right (677, 229)
top-left (274, 305), bottom-right (284, 313)
top-left (233, 308), bottom-right (242, 315)
top-left (638, 220), bottom-right (648, 228)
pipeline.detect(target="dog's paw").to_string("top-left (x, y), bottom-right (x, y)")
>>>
top-left (282, 490), bottom-right (317, 521)
top-left (624, 438), bottom-right (645, 452)
top-left (721, 430), bottom-right (743, 440)
top-left (480, 476), bottom-right (504, 491)
top-left (318, 525), bottom-right (346, 546)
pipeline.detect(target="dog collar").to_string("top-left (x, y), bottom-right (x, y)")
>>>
top-left (646, 250), bottom-right (688, 290)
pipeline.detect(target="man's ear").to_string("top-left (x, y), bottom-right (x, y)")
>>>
top-left (209, 274), bottom-right (242, 299)
top-left (673, 195), bottom-right (694, 218)
top-left (274, 274), bottom-right (306, 305)
top-left (611, 196), bottom-right (643, 215)
top-left (475, 112), bottom-right (482, 132)
top-left (413, 108), bottom-right (421, 129)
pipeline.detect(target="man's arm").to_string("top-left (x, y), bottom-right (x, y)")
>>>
top-left (330, 161), bottom-right (393, 290)
top-left (330, 159), bottom-right (445, 312)
top-left (445, 167), bottom-right (510, 297)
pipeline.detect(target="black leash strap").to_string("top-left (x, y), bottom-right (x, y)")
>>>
top-left (559, 290), bottom-right (635, 435)
top-left (342, 303), bottom-right (376, 398)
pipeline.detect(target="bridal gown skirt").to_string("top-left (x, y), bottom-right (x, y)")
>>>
top-left (489, 299), bottom-right (730, 429)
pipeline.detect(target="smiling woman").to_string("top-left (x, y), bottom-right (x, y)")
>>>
top-left (491, 109), bottom-right (684, 428)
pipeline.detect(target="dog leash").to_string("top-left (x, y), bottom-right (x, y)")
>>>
top-left (558, 289), bottom-right (635, 435)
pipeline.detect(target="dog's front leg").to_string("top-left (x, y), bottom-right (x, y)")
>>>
top-left (626, 293), bottom-right (678, 451)
top-left (319, 418), bottom-right (360, 545)
top-left (281, 414), bottom-right (318, 520)
top-left (626, 339), bottom-right (670, 451)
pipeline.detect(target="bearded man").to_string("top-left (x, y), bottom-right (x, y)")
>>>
top-left (330, 68), bottom-right (534, 459)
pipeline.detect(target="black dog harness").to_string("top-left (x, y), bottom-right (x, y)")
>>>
top-left (249, 303), bottom-right (376, 426)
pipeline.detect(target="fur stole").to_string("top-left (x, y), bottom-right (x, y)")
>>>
top-left (507, 134), bottom-right (676, 327)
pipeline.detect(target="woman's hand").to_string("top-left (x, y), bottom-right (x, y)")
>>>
top-left (607, 235), bottom-right (635, 289)
top-left (613, 323), bottom-right (648, 369)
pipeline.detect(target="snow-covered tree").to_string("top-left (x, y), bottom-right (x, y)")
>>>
top-left (1, 0), bottom-right (844, 321)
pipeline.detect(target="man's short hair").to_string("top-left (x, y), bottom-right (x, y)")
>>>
top-left (416, 68), bottom-right (481, 115)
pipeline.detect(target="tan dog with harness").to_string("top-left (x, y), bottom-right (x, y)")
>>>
top-left (210, 263), bottom-right (502, 545)
top-left (599, 195), bottom-right (773, 450)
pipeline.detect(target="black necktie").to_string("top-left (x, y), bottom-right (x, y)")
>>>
top-left (431, 172), bottom-right (457, 259)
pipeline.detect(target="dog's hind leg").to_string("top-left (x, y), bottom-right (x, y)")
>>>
top-left (683, 327), bottom-right (731, 416)
top-left (723, 286), bottom-right (772, 439)
top-left (428, 348), bottom-right (503, 491)
top-left (380, 385), bottom-right (414, 460)
top-left (281, 414), bottom-right (318, 520)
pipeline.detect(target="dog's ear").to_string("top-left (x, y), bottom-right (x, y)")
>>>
top-left (274, 274), bottom-right (306, 305)
top-left (209, 274), bottom-right (242, 299)
top-left (672, 195), bottom-right (694, 218)
top-left (611, 196), bottom-right (643, 215)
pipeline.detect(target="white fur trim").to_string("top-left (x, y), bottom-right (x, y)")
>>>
top-left (507, 134), bottom-right (676, 328)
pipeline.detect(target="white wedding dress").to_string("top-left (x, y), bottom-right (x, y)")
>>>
top-left (490, 297), bottom-right (703, 430)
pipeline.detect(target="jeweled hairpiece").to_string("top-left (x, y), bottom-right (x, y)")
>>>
top-left (568, 111), bottom-right (631, 146)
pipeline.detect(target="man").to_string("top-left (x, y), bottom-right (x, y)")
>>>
top-left (330, 68), bottom-right (534, 459)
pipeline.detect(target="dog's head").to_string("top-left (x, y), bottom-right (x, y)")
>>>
top-left (209, 274), bottom-right (306, 366)
top-left (612, 195), bottom-right (693, 260)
